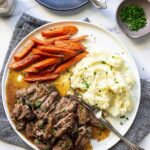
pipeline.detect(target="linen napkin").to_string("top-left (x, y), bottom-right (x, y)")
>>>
top-left (0, 13), bottom-right (150, 150)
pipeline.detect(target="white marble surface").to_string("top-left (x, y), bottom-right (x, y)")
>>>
top-left (0, 0), bottom-right (150, 149)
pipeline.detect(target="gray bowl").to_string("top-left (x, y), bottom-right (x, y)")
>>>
top-left (116, 0), bottom-right (150, 38)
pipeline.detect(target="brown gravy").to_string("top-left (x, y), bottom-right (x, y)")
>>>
top-left (6, 70), bottom-right (28, 112)
top-left (6, 70), bottom-right (110, 149)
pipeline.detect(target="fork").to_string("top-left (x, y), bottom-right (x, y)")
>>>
top-left (79, 100), bottom-right (145, 150)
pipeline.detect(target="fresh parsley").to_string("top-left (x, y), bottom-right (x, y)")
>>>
top-left (120, 4), bottom-right (147, 31)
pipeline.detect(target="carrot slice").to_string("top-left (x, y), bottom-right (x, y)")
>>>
top-left (31, 35), bottom-right (70, 45)
top-left (32, 58), bottom-right (61, 70)
top-left (70, 35), bottom-right (88, 42)
top-left (25, 73), bottom-right (59, 82)
top-left (9, 55), bottom-right (42, 70)
top-left (54, 52), bottom-right (88, 73)
top-left (54, 40), bottom-right (86, 51)
top-left (14, 41), bottom-right (35, 61)
top-left (32, 48), bottom-right (64, 58)
top-left (41, 25), bottom-right (78, 38)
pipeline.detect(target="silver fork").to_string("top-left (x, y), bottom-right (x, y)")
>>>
top-left (79, 100), bottom-right (145, 150)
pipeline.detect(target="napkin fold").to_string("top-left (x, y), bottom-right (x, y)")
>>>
top-left (0, 13), bottom-right (150, 150)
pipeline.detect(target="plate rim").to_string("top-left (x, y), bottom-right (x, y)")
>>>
top-left (1, 20), bottom-right (141, 150)
top-left (35, 0), bottom-right (89, 11)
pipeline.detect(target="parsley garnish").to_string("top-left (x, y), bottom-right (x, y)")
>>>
top-left (51, 128), bottom-right (57, 135)
top-left (120, 115), bottom-right (125, 119)
top-left (85, 82), bottom-right (90, 89)
top-left (94, 71), bottom-right (97, 75)
top-left (34, 100), bottom-right (42, 108)
top-left (101, 61), bottom-right (106, 64)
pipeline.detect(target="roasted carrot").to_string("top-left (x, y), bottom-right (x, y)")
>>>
top-left (25, 65), bottom-right (56, 75)
top-left (31, 58), bottom-right (61, 70)
top-left (70, 35), bottom-right (88, 42)
top-left (9, 55), bottom-right (42, 70)
top-left (46, 35), bottom-right (70, 44)
top-left (54, 52), bottom-right (88, 73)
top-left (32, 48), bottom-right (64, 58)
top-left (38, 45), bottom-right (77, 57)
top-left (31, 37), bottom-right (49, 45)
top-left (37, 45), bottom-right (68, 52)
top-left (42, 28), bottom-right (63, 37)
top-left (36, 65), bottom-right (56, 74)
top-left (54, 40), bottom-right (86, 51)
top-left (62, 50), bottom-right (79, 61)
top-left (24, 66), bottom-right (39, 73)
top-left (63, 25), bottom-right (78, 35)
top-left (31, 35), bottom-right (70, 45)
top-left (25, 73), bottom-right (59, 82)
top-left (41, 25), bottom-right (78, 38)
top-left (14, 41), bottom-right (35, 61)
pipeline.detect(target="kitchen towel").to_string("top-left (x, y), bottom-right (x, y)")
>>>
top-left (0, 13), bottom-right (150, 150)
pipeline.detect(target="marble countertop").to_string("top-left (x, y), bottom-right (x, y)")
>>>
top-left (0, 0), bottom-right (150, 149)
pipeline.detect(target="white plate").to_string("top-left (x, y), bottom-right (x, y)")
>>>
top-left (1, 21), bottom-right (141, 150)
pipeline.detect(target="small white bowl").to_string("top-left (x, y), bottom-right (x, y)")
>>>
top-left (116, 0), bottom-right (150, 38)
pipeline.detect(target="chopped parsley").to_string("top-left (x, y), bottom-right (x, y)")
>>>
top-left (51, 128), bottom-right (57, 135)
top-left (120, 115), bottom-right (129, 125)
top-left (65, 140), bottom-right (72, 148)
top-left (114, 78), bottom-right (119, 84)
top-left (120, 115), bottom-right (125, 119)
top-left (38, 120), bottom-right (44, 129)
top-left (85, 82), bottom-right (90, 89)
top-left (94, 71), bottom-right (97, 75)
top-left (34, 100), bottom-right (42, 108)
top-left (126, 117), bottom-right (129, 120)
top-left (120, 4), bottom-right (147, 31)
top-left (16, 98), bottom-right (23, 104)
top-left (101, 61), bottom-right (106, 64)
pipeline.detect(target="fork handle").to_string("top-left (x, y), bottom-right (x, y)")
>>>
top-left (99, 117), bottom-right (145, 150)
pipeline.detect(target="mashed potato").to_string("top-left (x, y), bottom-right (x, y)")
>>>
top-left (70, 51), bottom-right (135, 117)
